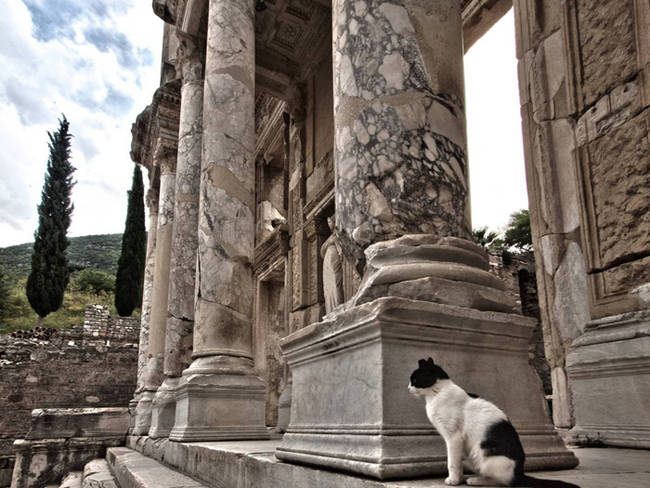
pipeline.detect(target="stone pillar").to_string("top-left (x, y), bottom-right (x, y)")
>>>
top-left (276, 0), bottom-right (577, 478)
top-left (150, 32), bottom-right (204, 439)
top-left (169, 0), bottom-right (268, 442)
top-left (128, 185), bottom-right (159, 431)
top-left (133, 147), bottom-right (176, 435)
top-left (332, 0), bottom-right (470, 270)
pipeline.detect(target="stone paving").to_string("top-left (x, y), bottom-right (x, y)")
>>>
top-left (123, 436), bottom-right (650, 488)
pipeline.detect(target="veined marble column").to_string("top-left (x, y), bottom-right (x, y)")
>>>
top-left (276, 0), bottom-right (577, 478)
top-left (333, 0), bottom-right (471, 268)
top-left (128, 186), bottom-right (158, 432)
top-left (170, 0), bottom-right (268, 442)
top-left (133, 147), bottom-right (176, 435)
top-left (150, 32), bottom-right (204, 439)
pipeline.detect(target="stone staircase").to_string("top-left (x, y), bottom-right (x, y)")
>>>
top-left (48, 448), bottom-right (208, 488)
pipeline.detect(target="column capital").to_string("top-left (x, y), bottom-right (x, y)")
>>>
top-left (175, 29), bottom-right (204, 83)
top-left (146, 188), bottom-right (160, 215)
top-left (154, 139), bottom-right (178, 174)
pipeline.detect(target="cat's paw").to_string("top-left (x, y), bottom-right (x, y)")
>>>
top-left (444, 475), bottom-right (462, 485)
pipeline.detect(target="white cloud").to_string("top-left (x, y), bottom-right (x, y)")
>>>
top-left (465, 9), bottom-right (529, 234)
top-left (0, 0), bottom-right (162, 247)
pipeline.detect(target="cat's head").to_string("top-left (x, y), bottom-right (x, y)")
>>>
top-left (408, 357), bottom-right (449, 396)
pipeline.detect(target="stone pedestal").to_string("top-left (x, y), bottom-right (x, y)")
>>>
top-left (567, 310), bottom-right (650, 448)
top-left (170, 357), bottom-right (268, 441)
top-left (277, 237), bottom-right (578, 479)
top-left (169, 0), bottom-right (268, 442)
top-left (149, 377), bottom-right (180, 439)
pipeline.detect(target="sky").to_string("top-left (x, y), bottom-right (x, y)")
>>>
top-left (0, 4), bottom-right (526, 248)
top-left (465, 9), bottom-right (529, 234)
top-left (0, 0), bottom-right (163, 247)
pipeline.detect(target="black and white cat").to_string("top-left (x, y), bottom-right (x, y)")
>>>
top-left (408, 358), bottom-right (580, 487)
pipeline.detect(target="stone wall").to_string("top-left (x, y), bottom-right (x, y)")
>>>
top-left (514, 0), bottom-right (649, 439)
top-left (488, 252), bottom-right (552, 396)
top-left (0, 306), bottom-right (139, 487)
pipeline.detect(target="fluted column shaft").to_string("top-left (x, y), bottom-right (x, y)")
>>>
top-left (170, 0), bottom-right (268, 442)
top-left (193, 0), bottom-right (256, 368)
top-left (136, 188), bottom-right (159, 394)
top-left (133, 149), bottom-right (176, 435)
top-left (149, 32), bottom-right (204, 439)
top-left (145, 155), bottom-right (176, 387)
top-left (165, 34), bottom-right (204, 380)
top-left (332, 0), bottom-right (471, 267)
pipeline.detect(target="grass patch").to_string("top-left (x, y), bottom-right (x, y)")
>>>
top-left (0, 277), bottom-right (140, 335)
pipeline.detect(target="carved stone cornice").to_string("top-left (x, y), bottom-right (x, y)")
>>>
top-left (130, 80), bottom-right (180, 174)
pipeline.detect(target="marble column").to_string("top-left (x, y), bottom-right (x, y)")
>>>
top-left (149, 32), bottom-right (204, 439)
top-left (276, 0), bottom-right (577, 478)
top-left (169, 0), bottom-right (268, 442)
top-left (333, 0), bottom-right (471, 270)
top-left (128, 185), bottom-right (159, 432)
top-left (133, 146), bottom-right (176, 435)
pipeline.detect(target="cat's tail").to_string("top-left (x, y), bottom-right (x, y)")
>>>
top-left (516, 475), bottom-right (581, 488)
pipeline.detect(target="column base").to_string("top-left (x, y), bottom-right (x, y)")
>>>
top-left (132, 390), bottom-right (154, 436)
top-left (149, 377), bottom-right (181, 439)
top-left (169, 356), bottom-right (271, 442)
top-left (567, 309), bottom-right (650, 448)
top-left (276, 296), bottom-right (578, 479)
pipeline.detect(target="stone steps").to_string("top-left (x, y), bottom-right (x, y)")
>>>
top-left (105, 447), bottom-right (208, 488)
top-left (83, 459), bottom-right (118, 488)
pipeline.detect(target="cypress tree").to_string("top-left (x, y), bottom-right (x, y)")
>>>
top-left (26, 115), bottom-right (76, 318)
top-left (114, 164), bottom-right (147, 316)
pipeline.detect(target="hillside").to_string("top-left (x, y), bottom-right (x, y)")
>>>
top-left (0, 234), bottom-right (124, 278)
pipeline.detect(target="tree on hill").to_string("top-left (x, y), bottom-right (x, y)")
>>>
top-left (114, 164), bottom-right (146, 316)
top-left (26, 115), bottom-right (76, 319)
top-left (504, 209), bottom-right (532, 252)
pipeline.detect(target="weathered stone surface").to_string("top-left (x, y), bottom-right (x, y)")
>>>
top-left (586, 112), bottom-right (650, 270)
top-left (277, 297), bottom-right (576, 479)
top-left (82, 459), bottom-right (117, 488)
top-left (333, 0), bottom-right (470, 268)
top-left (163, 32), bottom-right (203, 384)
top-left (135, 190), bottom-right (158, 395)
top-left (577, 0), bottom-right (638, 107)
top-left (58, 472), bottom-right (82, 488)
top-left (123, 438), bottom-right (649, 488)
top-left (567, 310), bottom-right (650, 448)
top-left (106, 448), bottom-right (207, 488)
top-left (0, 309), bottom-right (138, 487)
top-left (26, 409), bottom-right (128, 440)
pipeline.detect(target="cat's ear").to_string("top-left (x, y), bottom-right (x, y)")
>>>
top-left (418, 359), bottom-right (427, 368)
top-left (427, 357), bottom-right (435, 365)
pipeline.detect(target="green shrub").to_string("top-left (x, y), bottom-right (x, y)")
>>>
top-left (71, 269), bottom-right (116, 294)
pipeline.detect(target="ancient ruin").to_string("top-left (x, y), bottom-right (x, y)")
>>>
top-left (7, 0), bottom-right (650, 486)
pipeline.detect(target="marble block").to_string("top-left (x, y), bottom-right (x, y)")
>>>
top-left (567, 310), bottom-right (650, 448)
top-left (149, 378), bottom-right (181, 439)
top-left (169, 357), bottom-right (271, 442)
top-left (276, 297), bottom-right (577, 479)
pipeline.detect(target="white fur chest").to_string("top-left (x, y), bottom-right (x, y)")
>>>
top-left (423, 382), bottom-right (466, 440)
